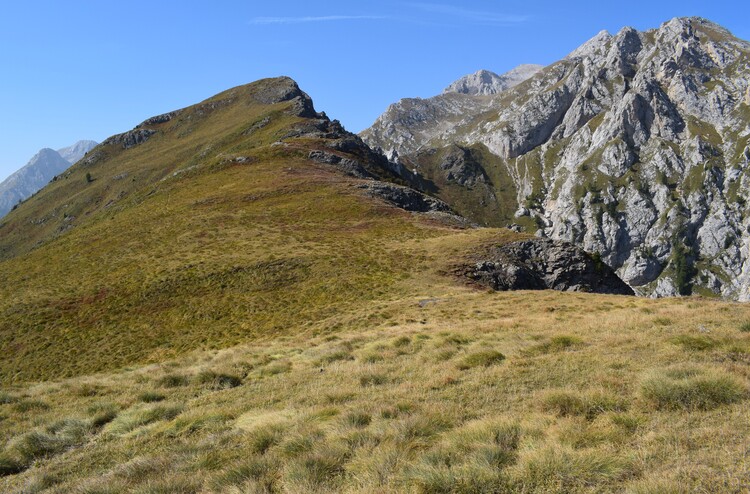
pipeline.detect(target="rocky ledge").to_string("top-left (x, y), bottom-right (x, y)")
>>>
top-left (460, 238), bottom-right (635, 295)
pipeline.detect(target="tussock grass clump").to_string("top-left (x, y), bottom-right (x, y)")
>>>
top-left (318, 349), bottom-right (355, 365)
top-left (381, 402), bottom-right (414, 419)
top-left (167, 412), bottom-right (230, 437)
top-left (283, 444), bottom-right (349, 492)
top-left (640, 367), bottom-right (746, 410)
top-left (345, 411), bottom-right (372, 428)
top-left (393, 413), bottom-right (454, 442)
top-left (403, 419), bottom-right (520, 493)
top-left (259, 361), bottom-right (292, 376)
top-left (0, 418), bottom-right (93, 475)
top-left (527, 335), bottom-right (584, 354)
top-left (360, 372), bottom-right (388, 387)
top-left (139, 391), bottom-right (166, 403)
top-left (13, 399), bottom-right (50, 412)
top-left (0, 392), bottom-right (17, 405)
top-left (671, 334), bottom-right (718, 351)
top-left (247, 424), bottom-right (285, 454)
top-left (195, 370), bottom-right (243, 389)
top-left (104, 403), bottom-right (182, 434)
top-left (156, 374), bottom-right (190, 388)
top-left (392, 335), bottom-right (412, 348)
top-left (360, 351), bottom-right (384, 363)
top-left (739, 321), bottom-right (750, 333)
top-left (457, 350), bottom-right (505, 370)
top-left (210, 456), bottom-right (278, 492)
top-left (512, 445), bottom-right (635, 491)
top-left (404, 461), bottom-right (510, 494)
top-left (541, 390), bottom-right (628, 420)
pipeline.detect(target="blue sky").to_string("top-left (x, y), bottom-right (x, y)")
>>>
top-left (1, 0), bottom-right (748, 181)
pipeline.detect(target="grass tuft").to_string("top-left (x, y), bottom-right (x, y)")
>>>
top-left (640, 367), bottom-right (746, 410)
top-left (194, 370), bottom-right (243, 390)
top-left (139, 391), bottom-right (166, 403)
top-left (457, 350), bottom-right (505, 370)
top-left (541, 390), bottom-right (627, 420)
top-left (360, 372), bottom-right (388, 387)
top-left (527, 335), bottom-right (584, 354)
top-left (105, 403), bottom-right (182, 434)
top-left (671, 334), bottom-right (718, 351)
top-left (156, 374), bottom-right (190, 388)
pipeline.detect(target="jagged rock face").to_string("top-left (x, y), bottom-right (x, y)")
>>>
top-left (460, 238), bottom-right (635, 295)
top-left (362, 17), bottom-right (750, 300)
top-left (361, 64), bottom-right (542, 162)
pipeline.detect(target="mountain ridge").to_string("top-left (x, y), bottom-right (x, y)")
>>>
top-left (362, 16), bottom-right (750, 300)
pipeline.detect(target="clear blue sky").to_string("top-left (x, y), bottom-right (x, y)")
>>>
top-left (1, 0), bottom-right (748, 181)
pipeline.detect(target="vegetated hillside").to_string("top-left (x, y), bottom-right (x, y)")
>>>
top-left (1, 77), bottom-right (749, 493)
top-left (0, 76), bottom-right (480, 384)
top-left (363, 17), bottom-right (750, 300)
top-left (0, 140), bottom-right (98, 219)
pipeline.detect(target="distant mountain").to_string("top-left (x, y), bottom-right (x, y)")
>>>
top-left (361, 64), bottom-right (542, 165)
top-left (0, 140), bottom-right (97, 218)
top-left (57, 139), bottom-right (98, 165)
top-left (363, 17), bottom-right (750, 299)
top-left (443, 65), bottom-right (543, 96)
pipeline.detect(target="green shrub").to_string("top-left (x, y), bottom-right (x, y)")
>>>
top-left (457, 350), bottom-right (505, 370)
top-left (641, 368), bottom-right (746, 410)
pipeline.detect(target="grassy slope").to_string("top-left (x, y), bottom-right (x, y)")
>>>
top-left (1, 78), bottom-right (750, 492)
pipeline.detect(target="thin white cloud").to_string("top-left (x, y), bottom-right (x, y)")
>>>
top-left (250, 15), bottom-right (387, 25)
top-left (408, 3), bottom-right (528, 25)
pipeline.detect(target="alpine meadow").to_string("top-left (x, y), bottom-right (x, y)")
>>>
top-left (2, 13), bottom-right (750, 494)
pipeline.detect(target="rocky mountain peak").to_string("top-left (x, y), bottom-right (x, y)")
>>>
top-left (565, 29), bottom-right (612, 60)
top-left (362, 16), bottom-right (750, 300)
top-left (443, 64), bottom-right (543, 96)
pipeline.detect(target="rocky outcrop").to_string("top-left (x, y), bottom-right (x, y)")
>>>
top-left (461, 238), bottom-right (635, 295)
top-left (363, 17), bottom-right (750, 300)
top-left (103, 129), bottom-right (157, 150)
top-left (358, 181), bottom-right (454, 214)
